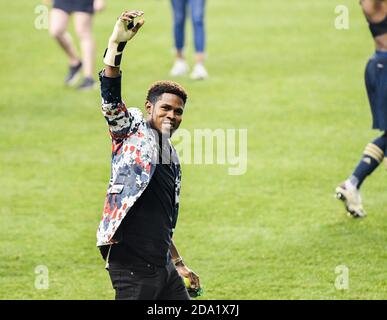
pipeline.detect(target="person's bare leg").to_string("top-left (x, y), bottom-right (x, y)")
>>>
top-left (74, 12), bottom-right (95, 79)
top-left (49, 8), bottom-right (80, 66)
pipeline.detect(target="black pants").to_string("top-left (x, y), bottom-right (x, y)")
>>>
top-left (107, 260), bottom-right (190, 300)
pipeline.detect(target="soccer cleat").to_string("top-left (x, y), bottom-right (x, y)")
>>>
top-left (77, 77), bottom-right (96, 90)
top-left (335, 180), bottom-right (366, 218)
top-left (170, 59), bottom-right (189, 77)
top-left (190, 63), bottom-right (208, 80)
top-left (65, 62), bottom-right (82, 86)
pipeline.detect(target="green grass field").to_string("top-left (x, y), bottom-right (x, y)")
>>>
top-left (1, 0), bottom-right (386, 300)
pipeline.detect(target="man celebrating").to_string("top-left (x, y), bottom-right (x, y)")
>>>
top-left (96, 10), bottom-right (200, 300)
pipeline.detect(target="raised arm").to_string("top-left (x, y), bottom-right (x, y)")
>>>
top-left (100, 10), bottom-right (145, 140)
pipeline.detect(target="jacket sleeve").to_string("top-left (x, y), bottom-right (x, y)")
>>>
top-left (99, 70), bottom-right (134, 140)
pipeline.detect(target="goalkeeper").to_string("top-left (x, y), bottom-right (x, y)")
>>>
top-left (96, 10), bottom-right (200, 300)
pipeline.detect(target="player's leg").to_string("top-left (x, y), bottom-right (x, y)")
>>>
top-left (170, 0), bottom-right (189, 76)
top-left (189, 0), bottom-right (208, 80)
top-left (73, 12), bottom-right (96, 89)
top-left (49, 8), bottom-right (82, 85)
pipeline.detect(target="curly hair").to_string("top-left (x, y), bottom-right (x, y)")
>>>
top-left (146, 80), bottom-right (188, 105)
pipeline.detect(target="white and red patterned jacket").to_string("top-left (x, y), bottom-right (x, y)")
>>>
top-left (96, 72), bottom-right (182, 246)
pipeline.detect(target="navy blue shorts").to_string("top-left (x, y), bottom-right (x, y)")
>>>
top-left (53, 0), bottom-right (94, 15)
top-left (365, 51), bottom-right (387, 131)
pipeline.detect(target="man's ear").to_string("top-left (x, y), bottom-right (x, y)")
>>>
top-left (145, 100), bottom-right (153, 115)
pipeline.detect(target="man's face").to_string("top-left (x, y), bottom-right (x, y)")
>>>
top-left (146, 93), bottom-right (185, 136)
